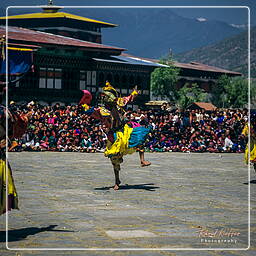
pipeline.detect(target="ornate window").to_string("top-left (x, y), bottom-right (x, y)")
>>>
top-left (39, 67), bottom-right (62, 89)
top-left (79, 71), bottom-right (86, 90)
top-left (87, 71), bottom-right (92, 85)
top-left (121, 89), bottom-right (127, 94)
top-left (80, 71), bottom-right (97, 89)
top-left (143, 90), bottom-right (150, 95)
top-left (92, 71), bottom-right (96, 86)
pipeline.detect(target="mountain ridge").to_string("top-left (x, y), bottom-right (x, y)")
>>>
top-left (175, 27), bottom-right (255, 78)
top-left (0, 7), bottom-right (245, 58)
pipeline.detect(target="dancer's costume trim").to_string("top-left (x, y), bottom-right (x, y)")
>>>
top-left (105, 124), bottom-right (136, 157)
top-left (0, 158), bottom-right (18, 214)
top-left (0, 105), bottom-right (28, 215)
top-left (242, 124), bottom-right (256, 163)
top-left (80, 83), bottom-right (150, 164)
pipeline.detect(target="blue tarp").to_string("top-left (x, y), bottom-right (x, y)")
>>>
top-left (0, 48), bottom-right (33, 75)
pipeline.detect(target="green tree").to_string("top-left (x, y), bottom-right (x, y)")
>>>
top-left (150, 61), bottom-right (180, 101)
top-left (225, 77), bottom-right (248, 108)
top-left (251, 79), bottom-right (256, 107)
top-left (177, 83), bottom-right (207, 109)
top-left (212, 75), bottom-right (249, 108)
top-left (211, 75), bottom-right (230, 107)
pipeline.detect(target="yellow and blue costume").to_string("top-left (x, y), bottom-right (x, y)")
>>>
top-left (80, 82), bottom-right (151, 187)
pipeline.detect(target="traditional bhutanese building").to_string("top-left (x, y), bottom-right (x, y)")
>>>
top-left (128, 55), bottom-right (242, 93)
top-left (0, 25), bottom-right (165, 106)
top-left (173, 61), bottom-right (241, 92)
top-left (0, 1), bottom-right (116, 44)
top-left (0, 2), bottom-right (166, 106)
top-left (0, 1), bottom-right (241, 106)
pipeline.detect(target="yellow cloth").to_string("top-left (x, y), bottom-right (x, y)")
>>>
top-left (104, 124), bottom-right (136, 157)
top-left (0, 159), bottom-right (18, 215)
top-left (82, 104), bottom-right (90, 111)
top-left (131, 89), bottom-right (138, 96)
top-left (116, 89), bottom-right (138, 108)
top-left (242, 124), bottom-right (256, 163)
top-left (103, 84), bottom-right (118, 96)
top-left (116, 97), bottom-right (126, 107)
top-left (98, 106), bottom-right (111, 116)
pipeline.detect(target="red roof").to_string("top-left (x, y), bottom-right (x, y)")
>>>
top-left (191, 102), bottom-right (217, 111)
top-left (174, 61), bottom-right (241, 75)
top-left (8, 42), bottom-right (41, 49)
top-left (0, 26), bottom-right (124, 53)
top-left (122, 53), bottom-right (241, 76)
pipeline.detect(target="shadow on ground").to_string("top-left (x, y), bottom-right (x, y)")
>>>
top-left (94, 183), bottom-right (159, 191)
top-left (0, 225), bottom-right (73, 242)
top-left (244, 179), bottom-right (256, 185)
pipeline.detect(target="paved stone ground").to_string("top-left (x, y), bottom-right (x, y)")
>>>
top-left (0, 152), bottom-right (255, 256)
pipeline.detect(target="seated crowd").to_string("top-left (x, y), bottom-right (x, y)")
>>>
top-left (9, 102), bottom-right (248, 153)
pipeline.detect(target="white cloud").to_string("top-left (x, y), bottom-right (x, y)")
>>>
top-left (196, 17), bottom-right (207, 22)
top-left (230, 23), bottom-right (247, 29)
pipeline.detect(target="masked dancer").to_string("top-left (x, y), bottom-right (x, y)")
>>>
top-left (0, 88), bottom-right (30, 214)
top-left (242, 112), bottom-right (256, 171)
top-left (79, 82), bottom-right (151, 190)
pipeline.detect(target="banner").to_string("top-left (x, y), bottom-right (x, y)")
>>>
top-left (0, 47), bottom-right (33, 75)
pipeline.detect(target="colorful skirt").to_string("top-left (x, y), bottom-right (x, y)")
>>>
top-left (245, 137), bottom-right (256, 164)
top-left (104, 124), bottom-right (151, 158)
top-left (0, 159), bottom-right (19, 215)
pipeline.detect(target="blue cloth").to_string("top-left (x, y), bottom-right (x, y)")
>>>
top-left (84, 106), bottom-right (95, 115)
top-left (128, 126), bottom-right (151, 148)
top-left (217, 116), bottom-right (224, 124)
top-left (0, 49), bottom-right (32, 75)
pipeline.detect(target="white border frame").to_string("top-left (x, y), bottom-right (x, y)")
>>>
top-left (5, 5), bottom-right (251, 251)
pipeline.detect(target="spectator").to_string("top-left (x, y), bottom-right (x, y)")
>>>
top-left (10, 103), bottom-right (247, 154)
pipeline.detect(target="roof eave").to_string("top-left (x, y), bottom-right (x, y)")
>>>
top-left (0, 13), bottom-right (117, 27)
top-left (7, 38), bottom-right (124, 54)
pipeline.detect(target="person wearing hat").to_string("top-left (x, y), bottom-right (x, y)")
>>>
top-left (79, 81), bottom-right (151, 190)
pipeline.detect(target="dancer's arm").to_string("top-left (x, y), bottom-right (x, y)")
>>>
top-left (117, 86), bottom-right (139, 107)
top-left (81, 104), bottom-right (112, 129)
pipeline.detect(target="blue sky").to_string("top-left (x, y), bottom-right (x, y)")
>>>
top-left (1, 0), bottom-right (255, 25)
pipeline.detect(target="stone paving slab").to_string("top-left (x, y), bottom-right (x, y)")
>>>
top-left (0, 152), bottom-right (255, 256)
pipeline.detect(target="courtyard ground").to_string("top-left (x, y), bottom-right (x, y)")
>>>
top-left (0, 152), bottom-right (255, 256)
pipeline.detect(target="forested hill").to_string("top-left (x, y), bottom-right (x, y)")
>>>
top-left (175, 27), bottom-right (255, 78)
